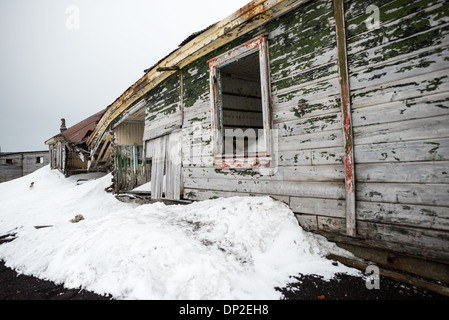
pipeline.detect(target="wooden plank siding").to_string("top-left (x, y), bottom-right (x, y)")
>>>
top-left (0, 152), bottom-right (50, 182)
top-left (177, 0), bottom-right (449, 262)
top-left (116, 0), bottom-right (449, 266)
top-left (144, 72), bottom-right (182, 141)
top-left (113, 122), bottom-right (149, 192)
top-left (345, 0), bottom-right (449, 261)
top-left (181, 0), bottom-right (346, 228)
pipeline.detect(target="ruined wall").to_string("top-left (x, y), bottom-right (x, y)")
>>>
top-left (346, 0), bottom-right (449, 262)
top-left (114, 121), bottom-right (149, 191)
top-left (115, 122), bottom-right (145, 146)
top-left (179, 0), bottom-right (449, 263)
top-left (181, 0), bottom-right (345, 220)
top-left (22, 152), bottom-right (50, 176)
top-left (144, 72), bottom-right (182, 141)
top-left (65, 151), bottom-right (89, 176)
top-left (0, 151), bottom-right (49, 183)
top-left (0, 154), bottom-right (23, 183)
top-left (138, 0), bottom-right (449, 264)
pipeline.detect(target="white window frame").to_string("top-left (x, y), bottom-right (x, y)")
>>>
top-left (208, 34), bottom-right (272, 170)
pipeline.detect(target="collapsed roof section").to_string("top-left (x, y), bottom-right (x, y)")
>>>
top-left (45, 109), bottom-right (106, 148)
top-left (86, 0), bottom-right (310, 154)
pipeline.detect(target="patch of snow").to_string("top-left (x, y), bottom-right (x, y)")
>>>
top-left (0, 165), bottom-right (361, 300)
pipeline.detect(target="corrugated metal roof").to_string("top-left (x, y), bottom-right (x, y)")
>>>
top-left (49, 109), bottom-right (106, 146)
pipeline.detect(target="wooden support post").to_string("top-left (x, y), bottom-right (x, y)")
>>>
top-left (333, 0), bottom-right (356, 237)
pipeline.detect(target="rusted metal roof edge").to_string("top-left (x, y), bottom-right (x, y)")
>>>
top-left (87, 0), bottom-right (309, 153)
top-left (46, 109), bottom-right (106, 147)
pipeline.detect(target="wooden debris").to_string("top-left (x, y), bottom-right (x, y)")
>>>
top-left (34, 225), bottom-right (53, 229)
top-left (70, 214), bottom-right (84, 223)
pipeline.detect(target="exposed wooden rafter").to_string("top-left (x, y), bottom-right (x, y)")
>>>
top-left (87, 0), bottom-right (310, 154)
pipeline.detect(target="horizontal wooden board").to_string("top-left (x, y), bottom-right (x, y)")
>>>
top-left (294, 214), bottom-right (318, 231)
top-left (273, 93), bottom-right (341, 124)
top-left (317, 216), bottom-right (346, 233)
top-left (356, 182), bottom-right (449, 207)
top-left (222, 110), bottom-right (264, 128)
top-left (311, 147), bottom-right (345, 165)
top-left (278, 147), bottom-right (345, 166)
top-left (352, 92), bottom-right (449, 128)
top-left (183, 165), bottom-right (344, 182)
top-left (347, 2), bottom-right (449, 64)
top-left (183, 188), bottom-right (289, 204)
top-left (271, 45), bottom-right (338, 82)
top-left (182, 156), bottom-right (214, 168)
top-left (353, 114), bottom-right (449, 145)
top-left (221, 76), bottom-right (261, 96)
top-left (279, 128), bottom-right (343, 151)
top-left (357, 220), bottom-right (449, 261)
top-left (356, 161), bottom-right (449, 184)
top-left (354, 138), bottom-right (449, 164)
top-left (349, 43), bottom-right (449, 91)
top-left (272, 62), bottom-right (339, 93)
top-left (278, 149), bottom-right (312, 166)
top-left (268, 0), bottom-right (337, 84)
top-left (143, 116), bottom-right (182, 141)
top-left (184, 178), bottom-right (346, 199)
top-left (290, 196), bottom-right (346, 218)
top-left (351, 69), bottom-right (449, 109)
top-left (346, 0), bottom-right (448, 45)
top-left (222, 94), bottom-right (262, 112)
top-left (317, 217), bottom-right (449, 261)
top-left (272, 76), bottom-right (341, 106)
top-left (275, 112), bottom-right (341, 137)
top-left (357, 200), bottom-right (449, 231)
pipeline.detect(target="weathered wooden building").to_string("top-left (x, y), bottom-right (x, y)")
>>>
top-left (87, 0), bottom-right (449, 282)
top-left (110, 100), bottom-right (150, 193)
top-left (0, 151), bottom-right (50, 183)
top-left (45, 109), bottom-right (106, 177)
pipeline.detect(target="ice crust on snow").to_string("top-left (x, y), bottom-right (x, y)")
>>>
top-left (0, 165), bottom-right (361, 299)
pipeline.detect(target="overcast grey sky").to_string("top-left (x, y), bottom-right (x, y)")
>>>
top-left (0, 0), bottom-right (250, 152)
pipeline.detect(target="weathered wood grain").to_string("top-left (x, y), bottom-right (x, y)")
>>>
top-left (356, 182), bottom-right (449, 207)
top-left (317, 217), bottom-right (449, 261)
top-left (351, 69), bottom-right (449, 109)
top-left (276, 112), bottom-right (342, 137)
top-left (357, 221), bottom-right (449, 259)
top-left (184, 178), bottom-right (346, 199)
top-left (279, 128), bottom-right (343, 151)
top-left (356, 161), bottom-right (449, 184)
top-left (183, 164), bottom-right (344, 182)
top-left (353, 114), bottom-right (449, 145)
top-left (183, 188), bottom-right (289, 204)
top-left (352, 92), bottom-right (449, 128)
top-left (273, 94), bottom-right (341, 124)
top-left (354, 138), bottom-right (449, 164)
top-left (290, 196), bottom-right (346, 217)
top-left (357, 201), bottom-right (449, 231)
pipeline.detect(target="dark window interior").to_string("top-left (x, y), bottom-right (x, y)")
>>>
top-left (218, 53), bottom-right (265, 156)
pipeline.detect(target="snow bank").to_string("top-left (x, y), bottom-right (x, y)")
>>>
top-left (0, 165), bottom-right (361, 299)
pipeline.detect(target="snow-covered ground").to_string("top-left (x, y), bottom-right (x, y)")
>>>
top-left (0, 165), bottom-right (362, 300)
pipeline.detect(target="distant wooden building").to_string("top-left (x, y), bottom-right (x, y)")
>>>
top-left (0, 151), bottom-right (49, 183)
top-left (45, 109), bottom-right (106, 177)
top-left (86, 0), bottom-right (449, 284)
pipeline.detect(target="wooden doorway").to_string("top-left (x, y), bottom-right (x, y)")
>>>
top-left (145, 130), bottom-right (182, 200)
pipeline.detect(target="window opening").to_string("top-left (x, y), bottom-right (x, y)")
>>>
top-left (208, 34), bottom-right (272, 167)
top-left (219, 52), bottom-right (264, 157)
